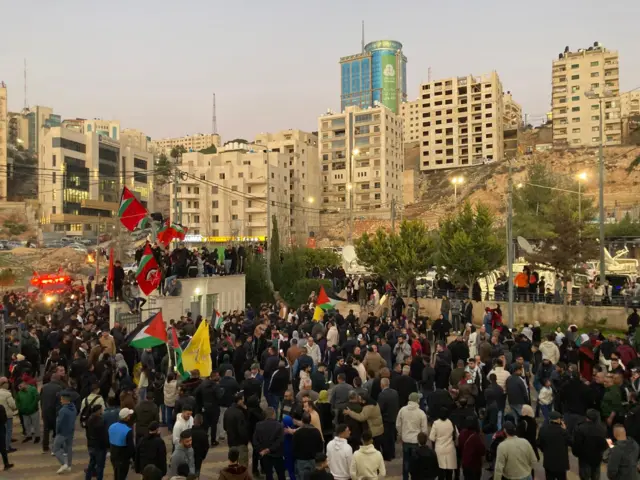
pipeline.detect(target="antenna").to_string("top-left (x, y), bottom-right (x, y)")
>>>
top-left (212, 93), bottom-right (218, 135)
top-left (361, 20), bottom-right (365, 53)
top-left (23, 58), bottom-right (27, 109)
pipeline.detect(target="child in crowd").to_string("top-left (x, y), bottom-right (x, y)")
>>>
top-left (538, 378), bottom-right (554, 424)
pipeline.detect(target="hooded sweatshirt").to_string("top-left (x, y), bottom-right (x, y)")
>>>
top-left (349, 443), bottom-right (386, 480)
top-left (219, 463), bottom-right (252, 480)
top-left (396, 401), bottom-right (428, 444)
top-left (326, 436), bottom-right (353, 480)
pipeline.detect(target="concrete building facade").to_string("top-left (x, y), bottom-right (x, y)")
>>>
top-left (318, 105), bottom-right (404, 213)
top-left (151, 133), bottom-right (221, 155)
top-left (254, 130), bottom-right (320, 240)
top-left (503, 91), bottom-right (522, 129)
top-left (552, 43), bottom-right (621, 148)
top-left (419, 71), bottom-right (505, 171)
top-left (340, 40), bottom-right (407, 114)
top-left (38, 126), bottom-right (156, 236)
top-left (400, 100), bottom-right (421, 143)
top-left (621, 91), bottom-right (640, 118)
top-left (171, 145), bottom-right (295, 242)
top-left (0, 83), bottom-right (7, 200)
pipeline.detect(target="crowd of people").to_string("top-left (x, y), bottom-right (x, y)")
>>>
top-left (1, 279), bottom-right (640, 479)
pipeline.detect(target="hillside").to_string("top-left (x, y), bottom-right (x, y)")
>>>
top-left (317, 146), bottom-right (640, 244)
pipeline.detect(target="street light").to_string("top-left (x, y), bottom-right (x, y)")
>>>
top-left (450, 176), bottom-right (464, 204)
top-left (577, 172), bottom-right (587, 231)
top-left (585, 89), bottom-right (615, 287)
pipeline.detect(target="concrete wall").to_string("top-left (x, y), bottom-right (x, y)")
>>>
top-left (416, 298), bottom-right (629, 331)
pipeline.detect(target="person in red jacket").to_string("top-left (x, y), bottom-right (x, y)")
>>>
top-left (458, 417), bottom-right (486, 480)
top-left (411, 335), bottom-right (423, 358)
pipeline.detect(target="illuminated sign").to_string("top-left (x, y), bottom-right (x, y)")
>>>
top-left (183, 235), bottom-right (267, 243)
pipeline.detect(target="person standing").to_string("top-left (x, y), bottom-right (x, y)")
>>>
top-left (168, 429), bottom-right (195, 478)
top-left (309, 453), bottom-right (334, 480)
top-left (458, 418), bottom-right (486, 480)
top-left (223, 393), bottom-right (250, 467)
top-left (53, 391), bottom-right (77, 474)
top-left (0, 404), bottom-right (13, 471)
top-left (327, 424), bottom-right (353, 480)
top-left (493, 421), bottom-right (537, 480)
top-left (293, 412), bottom-right (324, 480)
top-left (537, 411), bottom-right (570, 480)
top-left (16, 381), bottom-right (40, 443)
top-left (377, 377), bottom-right (399, 461)
top-left (191, 414), bottom-right (210, 476)
top-left (0, 377), bottom-right (17, 453)
top-left (607, 424), bottom-right (640, 480)
top-left (219, 448), bottom-right (252, 480)
top-left (172, 407), bottom-right (194, 446)
top-left (135, 421), bottom-right (167, 477)
top-left (572, 409), bottom-right (608, 480)
top-left (349, 430), bottom-right (386, 480)
top-left (396, 392), bottom-right (428, 480)
top-left (253, 406), bottom-right (286, 480)
top-left (85, 404), bottom-right (108, 480)
top-left (108, 408), bottom-right (135, 480)
top-left (428, 408), bottom-right (458, 480)
top-left (505, 365), bottom-right (529, 421)
top-left (135, 390), bottom-right (159, 444)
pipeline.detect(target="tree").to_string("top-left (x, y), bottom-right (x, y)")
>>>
top-left (199, 145), bottom-right (218, 154)
top-left (513, 161), bottom-right (560, 239)
top-left (301, 248), bottom-right (341, 271)
top-left (627, 153), bottom-right (640, 173)
top-left (155, 153), bottom-right (173, 186)
top-left (244, 252), bottom-right (273, 307)
top-left (524, 195), bottom-right (599, 276)
top-left (2, 218), bottom-right (27, 237)
top-left (269, 215), bottom-right (281, 290)
top-left (605, 213), bottom-right (640, 237)
top-left (355, 220), bottom-right (436, 288)
top-left (169, 145), bottom-right (187, 161)
top-left (436, 201), bottom-right (504, 299)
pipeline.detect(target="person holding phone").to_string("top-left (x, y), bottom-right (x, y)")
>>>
top-left (607, 424), bottom-right (640, 480)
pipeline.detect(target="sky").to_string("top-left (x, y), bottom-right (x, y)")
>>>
top-left (1, 0), bottom-right (639, 141)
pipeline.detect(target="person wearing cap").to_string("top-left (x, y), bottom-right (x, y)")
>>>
top-left (85, 403), bottom-right (108, 480)
top-left (0, 377), bottom-right (17, 453)
top-left (572, 408), bottom-right (608, 480)
top-left (53, 390), bottom-right (78, 474)
top-left (135, 420), bottom-right (167, 477)
top-left (493, 421), bottom-right (537, 480)
top-left (168, 429), bottom-right (195, 478)
top-left (537, 410), bottom-right (570, 479)
top-left (397, 392), bottom-right (428, 480)
top-left (108, 408), bottom-right (135, 479)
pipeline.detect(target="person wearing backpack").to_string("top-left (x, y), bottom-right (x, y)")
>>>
top-left (80, 384), bottom-right (106, 428)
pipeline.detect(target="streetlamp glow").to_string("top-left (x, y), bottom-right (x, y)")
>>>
top-left (352, 148), bottom-right (360, 156)
top-left (450, 176), bottom-right (464, 203)
top-left (577, 172), bottom-right (588, 181)
top-left (307, 197), bottom-right (314, 204)
top-left (346, 184), bottom-right (353, 191)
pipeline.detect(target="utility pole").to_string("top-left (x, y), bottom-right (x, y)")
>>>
top-left (265, 152), bottom-right (272, 285)
top-left (95, 216), bottom-right (101, 279)
top-left (597, 98), bottom-right (606, 288)
top-left (507, 159), bottom-right (514, 328)
top-left (115, 153), bottom-right (123, 262)
top-left (391, 197), bottom-right (396, 233)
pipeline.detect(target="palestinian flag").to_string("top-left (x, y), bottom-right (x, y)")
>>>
top-left (317, 286), bottom-right (341, 311)
top-left (125, 311), bottom-right (167, 349)
top-left (169, 326), bottom-right (188, 380)
top-left (213, 310), bottom-right (223, 330)
top-left (118, 186), bottom-right (149, 232)
top-left (136, 244), bottom-right (162, 295)
top-left (157, 220), bottom-right (188, 247)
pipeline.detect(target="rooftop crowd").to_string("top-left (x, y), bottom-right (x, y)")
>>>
top-left (1, 281), bottom-right (640, 479)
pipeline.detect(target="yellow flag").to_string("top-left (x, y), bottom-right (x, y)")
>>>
top-left (313, 306), bottom-right (324, 322)
top-left (181, 320), bottom-right (212, 377)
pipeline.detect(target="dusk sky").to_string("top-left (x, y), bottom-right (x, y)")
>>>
top-left (2, 1), bottom-right (639, 141)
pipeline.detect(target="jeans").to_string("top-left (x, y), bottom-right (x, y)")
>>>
top-left (541, 404), bottom-right (552, 424)
top-left (53, 434), bottom-right (73, 466)
top-left (0, 425), bottom-right (8, 467)
top-left (295, 459), bottom-right (315, 480)
top-left (224, 259), bottom-right (232, 274)
top-left (578, 460), bottom-right (601, 480)
top-left (162, 405), bottom-right (175, 431)
top-left (402, 442), bottom-right (418, 480)
top-left (218, 406), bottom-right (227, 440)
top-left (510, 404), bottom-right (523, 422)
top-left (138, 387), bottom-right (147, 402)
top-left (261, 455), bottom-right (286, 480)
top-left (86, 447), bottom-right (107, 480)
top-left (234, 444), bottom-right (249, 467)
top-left (23, 411), bottom-right (40, 437)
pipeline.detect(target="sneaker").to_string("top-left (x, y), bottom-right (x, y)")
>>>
top-left (4, 464), bottom-right (14, 471)
top-left (56, 464), bottom-right (70, 474)
top-left (21, 436), bottom-right (32, 443)
top-left (42, 447), bottom-right (50, 453)
top-left (34, 436), bottom-right (41, 444)
top-left (211, 440), bottom-right (220, 447)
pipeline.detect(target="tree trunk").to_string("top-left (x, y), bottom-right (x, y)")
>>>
top-left (468, 277), bottom-right (474, 302)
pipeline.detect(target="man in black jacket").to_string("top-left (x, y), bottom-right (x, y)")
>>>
top-left (573, 409), bottom-right (608, 480)
top-left (191, 415), bottom-right (210, 476)
top-left (134, 421), bottom-right (166, 476)
top-left (134, 391), bottom-right (159, 443)
top-left (505, 365), bottom-right (529, 421)
top-left (40, 373), bottom-right (65, 452)
top-left (223, 393), bottom-right (250, 467)
top-left (194, 371), bottom-right (222, 446)
top-left (292, 412), bottom-right (324, 480)
top-left (537, 411), bottom-right (570, 480)
top-left (253, 407), bottom-right (285, 480)
top-left (218, 369), bottom-right (240, 443)
top-left (268, 361), bottom-right (290, 412)
top-left (391, 365), bottom-right (418, 408)
top-left (377, 377), bottom-right (399, 461)
top-left (85, 405), bottom-right (108, 480)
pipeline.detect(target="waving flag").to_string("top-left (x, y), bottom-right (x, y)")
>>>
top-left (181, 320), bottom-right (212, 376)
top-left (168, 326), bottom-right (188, 379)
top-left (317, 286), bottom-right (341, 311)
top-left (125, 311), bottom-right (167, 349)
top-left (157, 220), bottom-right (188, 247)
top-left (136, 244), bottom-right (161, 295)
top-left (118, 186), bottom-right (149, 231)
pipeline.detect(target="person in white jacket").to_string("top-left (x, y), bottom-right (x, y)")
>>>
top-left (0, 378), bottom-right (17, 452)
top-left (172, 407), bottom-right (194, 445)
top-left (306, 337), bottom-right (321, 365)
top-left (327, 323), bottom-right (339, 348)
top-left (396, 392), bottom-right (429, 479)
top-left (393, 336), bottom-right (412, 366)
top-left (326, 423), bottom-right (353, 480)
top-left (350, 430), bottom-right (386, 480)
top-left (539, 334), bottom-right (560, 365)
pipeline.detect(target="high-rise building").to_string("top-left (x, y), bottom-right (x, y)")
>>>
top-left (419, 71), bottom-right (505, 171)
top-left (318, 105), bottom-right (404, 213)
top-left (340, 40), bottom-right (407, 114)
top-left (0, 83), bottom-right (7, 200)
top-left (551, 43), bottom-right (621, 148)
top-left (60, 118), bottom-right (121, 141)
top-left (503, 92), bottom-right (522, 129)
top-left (26, 106), bottom-right (61, 153)
top-left (621, 91), bottom-right (640, 118)
top-left (38, 126), bottom-right (157, 236)
top-left (400, 100), bottom-right (421, 143)
top-left (151, 133), bottom-right (221, 155)
top-left (121, 128), bottom-right (151, 151)
top-left (254, 130), bottom-right (320, 240)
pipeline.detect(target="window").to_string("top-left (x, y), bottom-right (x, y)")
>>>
top-left (194, 187), bottom-right (199, 194)
top-left (219, 173), bottom-right (225, 180)
top-left (591, 83), bottom-right (600, 89)
top-left (52, 137), bottom-right (86, 153)
top-left (193, 215), bottom-right (200, 223)
top-left (572, 128), bottom-right (581, 133)
top-left (231, 200), bottom-right (238, 206)
top-left (572, 117), bottom-right (581, 123)
top-left (571, 64), bottom-right (580, 69)
top-left (571, 85), bottom-right (580, 93)
top-left (592, 126), bottom-right (600, 132)
top-left (212, 215), bottom-right (219, 223)
top-left (591, 61), bottom-right (599, 67)
top-left (591, 105), bottom-right (599, 110)
top-left (238, 172), bottom-right (243, 178)
top-left (571, 75), bottom-right (580, 80)
top-left (591, 115), bottom-right (600, 121)
top-left (572, 106), bottom-right (580, 112)
top-left (133, 158), bottom-right (148, 170)
top-left (231, 214), bottom-right (238, 220)
top-left (212, 201), bottom-right (218, 208)
top-left (592, 137), bottom-right (600, 143)
top-left (52, 155), bottom-right (56, 167)
top-left (211, 186), bottom-right (218, 194)
top-left (194, 201), bottom-right (199, 208)
top-left (572, 96), bottom-right (580, 101)
top-left (52, 172), bottom-right (56, 184)
top-left (231, 186), bottom-right (238, 191)
top-left (591, 72), bottom-right (599, 77)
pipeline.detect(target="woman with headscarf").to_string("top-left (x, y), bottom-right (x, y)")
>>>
top-left (516, 403), bottom-right (539, 480)
top-left (282, 414), bottom-right (297, 480)
top-left (115, 353), bottom-right (129, 375)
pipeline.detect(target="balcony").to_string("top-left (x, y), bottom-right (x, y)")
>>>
top-left (246, 221), bottom-right (267, 228)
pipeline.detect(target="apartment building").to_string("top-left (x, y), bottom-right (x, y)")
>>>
top-left (38, 126), bottom-right (156, 235)
top-left (318, 105), bottom-right (403, 213)
top-left (503, 92), bottom-right (522, 129)
top-left (400, 100), bottom-right (421, 143)
top-left (151, 133), bottom-right (221, 155)
top-left (121, 128), bottom-right (151, 151)
top-left (621, 91), bottom-right (640, 118)
top-left (172, 145), bottom-right (296, 241)
top-left (551, 43), bottom-right (621, 148)
top-left (254, 130), bottom-right (320, 239)
top-left (61, 118), bottom-right (121, 141)
top-left (419, 71), bottom-right (504, 171)
top-left (0, 83), bottom-right (7, 200)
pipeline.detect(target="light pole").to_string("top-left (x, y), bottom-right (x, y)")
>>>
top-left (585, 89), bottom-right (614, 287)
top-left (347, 148), bottom-right (359, 244)
top-left (577, 171), bottom-right (587, 230)
top-left (450, 176), bottom-right (464, 204)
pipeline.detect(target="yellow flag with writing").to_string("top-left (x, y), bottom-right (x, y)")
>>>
top-left (312, 306), bottom-right (324, 322)
top-left (181, 320), bottom-right (212, 377)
